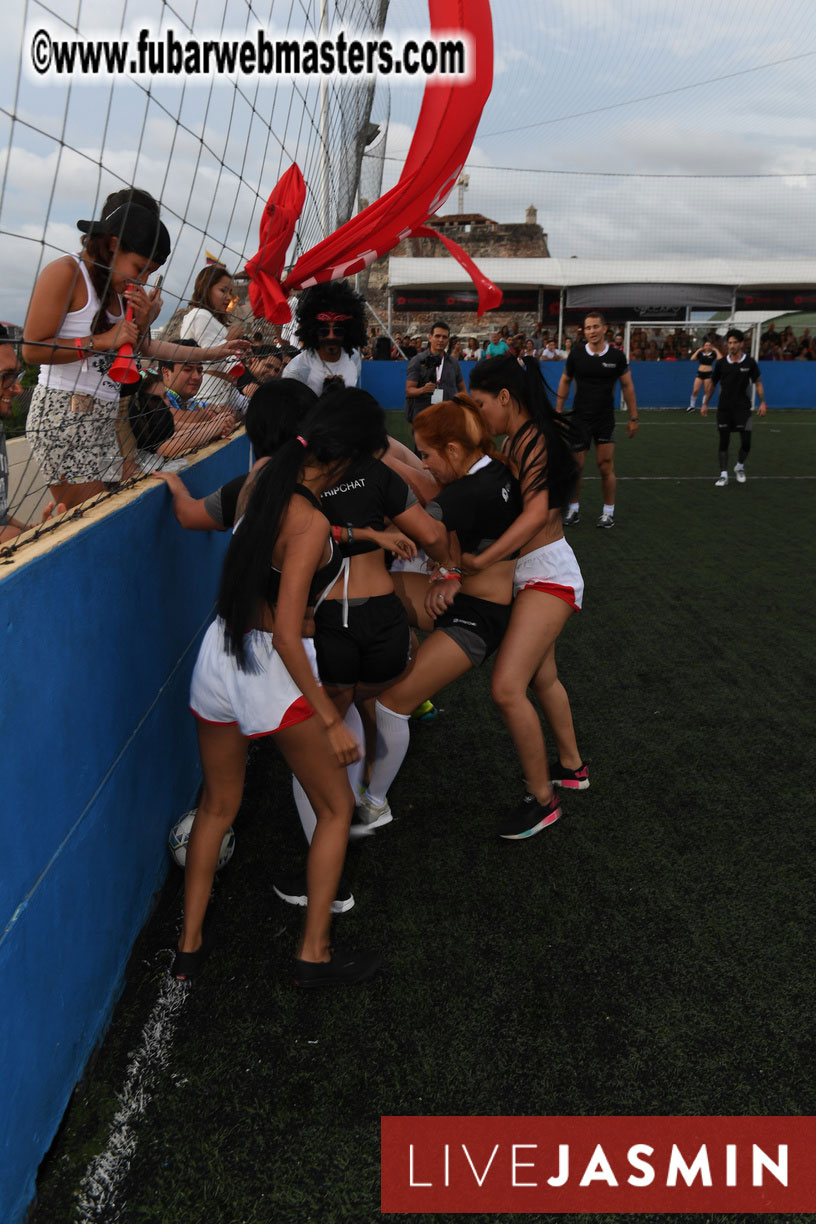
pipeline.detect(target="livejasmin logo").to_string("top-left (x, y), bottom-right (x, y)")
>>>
top-left (380, 1116), bottom-right (816, 1213)
top-left (407, 1139), bottom-right (787, 1189)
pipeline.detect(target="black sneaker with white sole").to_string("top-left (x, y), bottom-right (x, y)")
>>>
top-left (550, 760), bottom-right (590, 790)
top-left (497, 791), bottom-right (561, 839)
top-left (563, 508), bottom-right (580, 526)
top-left (272, 871), bottom-right (355, 914)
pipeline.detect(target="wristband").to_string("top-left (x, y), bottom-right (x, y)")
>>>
top-left (74, 338), bottom-right (86, 359)
top-left (331, 525), bottom-right (342, 545)
top-left (346, 523), bottom-right (354, 543)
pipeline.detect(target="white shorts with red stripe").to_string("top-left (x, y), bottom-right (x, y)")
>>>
top-left (513, 537), bottom-right (584, 611)
top-left (190, 619), bottom-right (318, 738)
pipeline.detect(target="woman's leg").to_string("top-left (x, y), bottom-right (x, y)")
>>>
top-left (179, 720), bottom-right (248, 955)
top-left (291, 691), bottom-right (363, 843)
top-left (49, 479), bottom-right (105, 509)
top-left (365, 631), bottom-right (473, 807)
top-left (275, 715), bottom-right (355, 963)
top-left (490, 589), bottom-right (576, 802)
top-left (530, 646), bottom-right (581, 770)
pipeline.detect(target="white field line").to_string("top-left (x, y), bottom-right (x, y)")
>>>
top-left (581, 474), bottom-right (816, 480)
top-left (75, 959), bottom-right (189, 1223)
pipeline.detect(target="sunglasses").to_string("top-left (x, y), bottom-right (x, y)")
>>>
top-left (318, 325), bottom-right (345, 338)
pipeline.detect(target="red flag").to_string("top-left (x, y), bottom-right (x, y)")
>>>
top-left (411, 225), bottom-right (503, 315)
top-left (245, 164), bottom-right (306, 324)
top-left (280, 0), bottom-right (501, 316)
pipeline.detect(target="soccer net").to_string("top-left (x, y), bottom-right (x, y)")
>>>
top-left (0, 0), bottom-right (390, 557)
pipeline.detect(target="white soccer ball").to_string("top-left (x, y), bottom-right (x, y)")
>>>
top-left (168, 809), bottom-right (235, 870)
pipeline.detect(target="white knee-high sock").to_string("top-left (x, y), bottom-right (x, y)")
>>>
top-left (292, 702), bottom-right (366, 843)
top-left (365, 701), bottom-right (411, 807)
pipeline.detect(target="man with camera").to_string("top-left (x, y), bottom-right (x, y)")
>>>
top-left (404, 321), bottom-right (465, 424)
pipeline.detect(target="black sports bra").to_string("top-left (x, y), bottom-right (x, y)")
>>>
top-left (265, 485), bottom-right (343, 606)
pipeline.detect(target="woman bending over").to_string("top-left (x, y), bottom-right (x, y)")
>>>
top-left (177, 399), bottom-right (384, 987)
top-left (360, 396), bottom-right (522, 834)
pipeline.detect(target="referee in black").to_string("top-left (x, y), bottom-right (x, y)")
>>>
top-left (701, 328), bottom-right (768, 486)
top-left (555, 309), bottom-right (639, 528)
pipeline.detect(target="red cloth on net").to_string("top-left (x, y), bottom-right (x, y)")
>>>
top-left (247, 0), bottom-right (501, 321)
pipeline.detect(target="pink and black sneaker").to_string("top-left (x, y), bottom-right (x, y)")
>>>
top-left (550, 761), bottom-right (590, 791)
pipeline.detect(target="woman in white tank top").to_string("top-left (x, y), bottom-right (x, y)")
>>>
top-left (23, 190), bottom-right (249, 509)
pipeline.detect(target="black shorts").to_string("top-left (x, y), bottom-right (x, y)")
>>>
top-left (571, 411), bottom-right (616, 451)
top-left (716, 405), bottom-right (752, 432)
top-left (697, 367), bottom-right (714, 379)
top-left (314, 592), bottom-right (411, 688)
top-left (435, 593), bottom-right (511, 667)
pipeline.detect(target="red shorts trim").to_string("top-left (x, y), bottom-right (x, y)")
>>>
top-left (246, 695), bottom-right (315, 738)
top-left (518, 580), bottom-right (581, 612)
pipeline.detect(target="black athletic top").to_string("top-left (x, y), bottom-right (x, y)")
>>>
top-left (697, 347), bottom-right (718, 368)
top-left (710, 355), bottom-right (760, 411)
top-left (320, 457), bottom-right (417, 555)
top-left (426, 456), bottom-right (521, 557)
top-left (565, 343), bottom-right (629, 416)
top-left (265, 485), bottom-right (343, 606)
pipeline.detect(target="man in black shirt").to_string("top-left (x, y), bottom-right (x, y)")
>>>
top-left (555, 310), bottom-right (639, 528)
top-left (701, 328), bottom-right (767, 486)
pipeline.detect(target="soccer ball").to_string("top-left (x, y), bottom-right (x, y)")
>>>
top-left (168, 809), bottom-right (235, 870)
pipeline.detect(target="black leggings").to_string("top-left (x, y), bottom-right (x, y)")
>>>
top-left (717, 423), bottom-right (751, 466)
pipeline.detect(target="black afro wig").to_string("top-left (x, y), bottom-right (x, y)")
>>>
top-left (295, 280), bottom-right (367, 354)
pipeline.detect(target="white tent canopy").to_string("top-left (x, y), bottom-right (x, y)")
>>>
top-left (387, 256), bottom-right (816, 291)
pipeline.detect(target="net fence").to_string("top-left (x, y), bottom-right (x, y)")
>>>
top-left (0, 0), bottom-right (390, 556)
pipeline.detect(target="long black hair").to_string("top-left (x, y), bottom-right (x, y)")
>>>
top-left (217, 392), bottom-right (388, 667)
top-left (244, 379), bottom-right (317, 457)
top-left (469, 355), bottom-right (576, 506)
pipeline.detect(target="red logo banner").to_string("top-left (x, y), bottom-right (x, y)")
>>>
top-left (381, 1116), bottom-right (816, 1214)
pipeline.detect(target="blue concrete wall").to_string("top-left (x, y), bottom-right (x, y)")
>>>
top-left (361, 359), bottom-right (816, 411)
top-left (0, 435), bottom-right (250, 1224)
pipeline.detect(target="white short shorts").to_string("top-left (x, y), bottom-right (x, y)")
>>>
top-left (513, 537), bottom-right (584, 611)
top-left (190, 619), bottom-right (318, 737)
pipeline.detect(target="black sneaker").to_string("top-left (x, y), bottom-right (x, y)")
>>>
top-left (293, 947), bottom-right (383, 988)
top-left (550, 760), bottom-right (590, 790)
top-left (497, 791), bottom-right (561, 840)
top-left (563, 508), bottom-right (580, 526)
top-left (272, 871), bottom-right (355, 914)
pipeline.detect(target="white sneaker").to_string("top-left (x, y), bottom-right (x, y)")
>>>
top-left (715, 474), bottom-right (728, 487)
top-left (356, 792), bottom-right (393, 829)
top-left (734, 466), bottom-right (747, 484)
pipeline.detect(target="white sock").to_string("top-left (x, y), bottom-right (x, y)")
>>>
top-left (568, 501), bottom-right (579, 514)
top-left (365, 701), bottom-right (411, 807)
top-left (720, 470), bottom-right (728, 478)
top-left (603, 503), bottom-right (614, 516)
top-left (689, 397), bottom-right (696, 407)
top-left (292, 702), bottom-right (365, 843)
top-left (734, 461), bottom-right (744, 470)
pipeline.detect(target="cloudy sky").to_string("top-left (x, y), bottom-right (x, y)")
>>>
top-left (1, 0), bottom-right (814, 324)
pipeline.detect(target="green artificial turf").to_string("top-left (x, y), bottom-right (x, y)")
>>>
top-left (30, 411), bottom-right (816, 1224)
